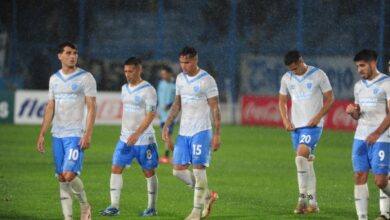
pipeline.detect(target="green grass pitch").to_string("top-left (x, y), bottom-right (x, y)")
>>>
top-left (0, 124), bottom-right (384, 219)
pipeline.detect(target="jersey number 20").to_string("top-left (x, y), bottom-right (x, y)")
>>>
top-left (299, 135), bottom-right (311, 144)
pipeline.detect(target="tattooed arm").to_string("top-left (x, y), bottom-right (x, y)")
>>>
top-left (162, 95), bottom-right (181, 142)
top-left (207, 96), bottom-right (221, 151)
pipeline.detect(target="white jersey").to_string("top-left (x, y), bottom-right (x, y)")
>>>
top-left (279, 66), bottom-right (332, 128)
top-left (120, 81), bottom-right (157, 145)
top-left (48, 68), bottom-right (97, 138)
top-left (354, 73), bottom-right (390, 142)
top-left (176, 69), bottom-right (219, 136)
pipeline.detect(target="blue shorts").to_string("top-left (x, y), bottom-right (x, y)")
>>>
top-left (291, 127), bottom-right (323, 157)
top-left (112, 140), bottom-right (159, 170)
top-left (173, 130), bottom-right (212, 166)
top-left (52, 137), bottom-right (84, 175)
top-left (352, 139), bottom-right (390, 175)
top-left (160, 122), bottom-right (175, 134)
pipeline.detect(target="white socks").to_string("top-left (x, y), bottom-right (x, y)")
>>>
top-left (110, 174), bottom-right (123, 209)
top-left (307, 161), bottom-right (317, 206)
top-left (192, 169), bottom-right (208, 217)
top-left (59, 182), bottom-right (73, 220)
top-left (69, 177), bottom-right (88, 205)
top-left (295, 156), bottom-right (309, 201)
top-left (173, 169), bottom-right (195, 189)
top-left (380, 189), bottom-right (390, 218)
top-left (355, 184), bottom-right (369, 220)
top-left (146, 175), bottom-right (158, 209)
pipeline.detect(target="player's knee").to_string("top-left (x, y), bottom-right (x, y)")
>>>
top-left (57, 174), bottom-right (66, 182)
top-left (354, 172), bottom-right (368, 184)
top-left (144, 169), bottom-right (155, 178)
top-left (375, 178), bottom-right (388, 189)
top-left (111, 165), bottom-right (123, 174)
top-left (62, 172), bottom-right (76, 182)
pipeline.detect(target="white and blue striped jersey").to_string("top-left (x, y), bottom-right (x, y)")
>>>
top-left (354, 73), bottom-right (390, 142)
top-left (120, 81), bottom-right (157, 145)
top-left (48, 68), bottom-right (97, 138)
top-left (157, 79), bottom-right (175, 122)
top-left (279, 66), bottom-right (332, 128)
top-left (176, 69), bottom-right (219, 136)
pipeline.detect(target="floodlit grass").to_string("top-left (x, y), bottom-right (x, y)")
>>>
top-left (0, 124), bottom-right (382, 219)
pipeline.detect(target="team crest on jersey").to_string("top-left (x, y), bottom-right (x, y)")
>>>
top-left (306, 82), bottom-right (313, 89)
top-left (289, 85), bottom-right (296, 90)
top-left (193, 85), bottom-right (201, 93)
top-left (71, 83), bottom-right (79, 91)
top-left (373, 88), bottom-right (380, 94)
top-left (134, 95), bottom-right (142, 104)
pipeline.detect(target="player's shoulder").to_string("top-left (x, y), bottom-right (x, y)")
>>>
top-left (308, 66), bottom-right (327, 76)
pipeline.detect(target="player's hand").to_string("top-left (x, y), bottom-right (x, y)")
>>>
top-left (366, 131), bottom-right (380, 145)
top-left (283, 119), bottom-right (295, 131)
top-left (307, 115), bottom-right (321, 127)
top-left (36, 134), bottom-right (45, 153)
top-left (127, 132), bottom-right (140, 146)
top-left (346, 104), bottom-right (360, 114)
top-left (79, 134), bottom-right (92, 150)
top-left (211, 134), bottom-right (221, 151)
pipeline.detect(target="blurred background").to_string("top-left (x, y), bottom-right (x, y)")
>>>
top-left (0, 0), bottom-right (389, 127)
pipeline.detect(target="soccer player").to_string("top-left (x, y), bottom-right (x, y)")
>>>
top-left (347, 50), bottom-right (390, 220)
top-left (157, 65), bottom-right (176, 164)
top-left (162, 46), bottom-right (221, 220)
top-left (99, 57), bottom-right (159, 217)
top-left (278, 50), bottom-right (334, 214)
top-left (36, 42), bottom-right (96, 220)
top-left (376, 59), bottom-right (390, 220)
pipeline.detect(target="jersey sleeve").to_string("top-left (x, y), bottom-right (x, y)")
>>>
top-left (279, 75), bottom-right (288, 95)
top-left (319, 70), bottom-right (332, 93)
top-left (384, 80), bottom-right (390, 101)
top-left (175, 75), bottom-right (181, 96)
top-left (204, 76), bottom-right (219, 98)
top-left (145, 87), bottom-right (158, 112)
top-left (354, 82), bottom-right (360, 104)
top-left (48, 76), bottom-right (55, 100)
top-left (83, 73), bottom-right (97, 97)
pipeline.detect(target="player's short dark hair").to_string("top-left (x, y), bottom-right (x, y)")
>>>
top-left (124, 57), bottom-right (142, 66)
top-left (353, 49), bottom-right (377, 62)
top-left (180, 46), bottom-right (197, 58)
top-left (57, 41), bottom-right (77, 54)
top-left (284, 50), bottom-right (301, 66)
top-left (160, 65), bottom-right (173, 74)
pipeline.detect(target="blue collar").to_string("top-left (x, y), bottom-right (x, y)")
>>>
top-left (288, 67), bottom-right (318, 83)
